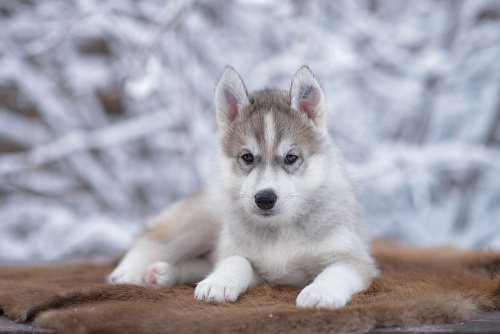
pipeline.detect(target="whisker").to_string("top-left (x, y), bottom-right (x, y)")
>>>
top-left (281, 194), bottom-right (310, 205)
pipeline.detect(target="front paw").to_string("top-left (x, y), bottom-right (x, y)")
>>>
top-left (194, 276), bottom-right (243, 303)
top-left (296, 284), bottom-right (350, 309)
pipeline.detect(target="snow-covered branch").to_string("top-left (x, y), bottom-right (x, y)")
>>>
top-left (0, 109), bottom-right (183, 176)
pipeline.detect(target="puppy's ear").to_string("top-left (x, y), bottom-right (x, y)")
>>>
top-left (290, 66), bottom-right (327, 127)
top-left (215, 66), bottom-right (251, 131)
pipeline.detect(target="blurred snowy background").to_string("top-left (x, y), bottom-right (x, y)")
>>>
top-left (1, 0), bottom-right (500, 262)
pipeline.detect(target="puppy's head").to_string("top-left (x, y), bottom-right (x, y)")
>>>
top-left (215, 66), bottom-right (330, 224)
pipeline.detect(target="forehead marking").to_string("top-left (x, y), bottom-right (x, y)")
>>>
top-left (263, 112), bottom-right (276, 157)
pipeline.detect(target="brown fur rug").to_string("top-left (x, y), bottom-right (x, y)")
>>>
top-left (0, 241), bottom-right (499, 334)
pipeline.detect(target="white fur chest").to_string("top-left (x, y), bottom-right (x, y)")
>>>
top-left (228, 225), bottom-right (326, 286)
top-left (249, 239), bottom-right (315, 286)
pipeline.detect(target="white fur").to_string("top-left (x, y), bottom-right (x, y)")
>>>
top-left (144, 261), bottom-right (176, 288)
top-left (216, 212), bottom-right (370, 286)
top-left (296, 263), bottom-right (364, 308)
top-left (194, 255), bottom-right (260, 302)
top-left (144, 259), bottom-right (213, 288)
top-left (263, 112), bottom-right (275, 154)
top-left (107, 239), bottom-right (166, 285)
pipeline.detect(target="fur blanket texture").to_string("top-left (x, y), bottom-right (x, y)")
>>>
top-left (0, 240), bottom-right (499, 334)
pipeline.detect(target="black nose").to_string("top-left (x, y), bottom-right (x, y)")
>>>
top-left (255, 191), bottom-right (277, 210)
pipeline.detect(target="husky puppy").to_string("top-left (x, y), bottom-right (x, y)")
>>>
top-left (108, 66), bottom-right (377, 308)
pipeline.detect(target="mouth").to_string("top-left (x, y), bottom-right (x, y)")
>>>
top-left (246, 202), bottom-right (281, 220)
top-left (255, 210), bottom-right (281, 220)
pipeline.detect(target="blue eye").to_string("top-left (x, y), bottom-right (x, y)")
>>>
top-left (284, 154), bottom-right (298, 165)
top-left (242, 153), bottom-right (254, 164)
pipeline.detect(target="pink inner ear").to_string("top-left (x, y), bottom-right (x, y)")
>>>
top-left (224, 90), bottom-right (239, 122)
top-left (297, 85), bottom-right (319, 120)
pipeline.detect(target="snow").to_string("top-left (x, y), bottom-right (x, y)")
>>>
top-left (0, 0), bottom-right (499, 262)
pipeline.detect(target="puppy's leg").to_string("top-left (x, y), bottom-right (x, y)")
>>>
top-left (296, 258), bottom-right (373, 309)
top-left (107, 239), bottom-right (168, 285)
top-left (107, 189), bottom-right (221, 286)
top-left (144, 258), bottom-right (213, 288)
top-left (194, 256), bottom-right (261, 303)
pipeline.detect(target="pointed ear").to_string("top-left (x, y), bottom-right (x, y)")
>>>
top-left (215, 66), bottom-right (251, 131)
top-left (290, 66), bottom-right (327, 127)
